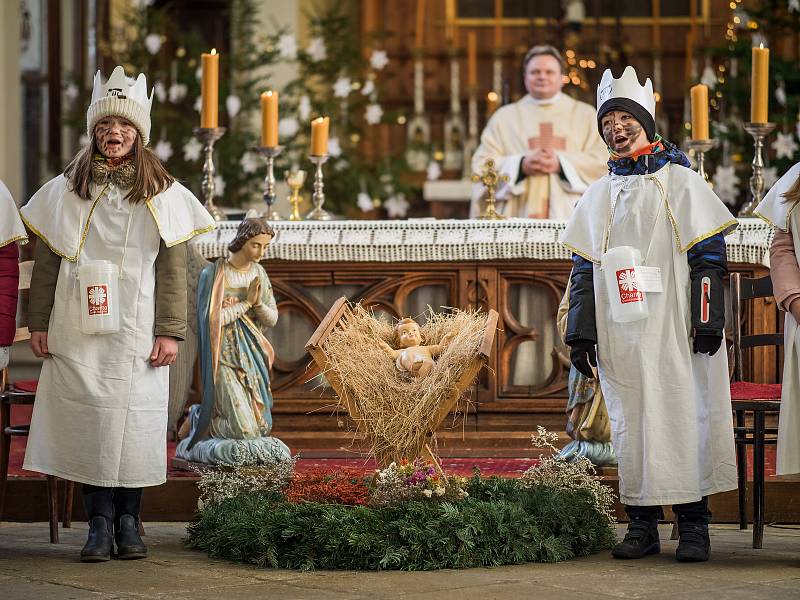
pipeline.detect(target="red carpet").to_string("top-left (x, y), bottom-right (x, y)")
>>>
top-left (4, 405), bottom-right (776, 479)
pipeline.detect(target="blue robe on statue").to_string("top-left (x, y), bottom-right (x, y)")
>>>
top-left (176, 258), bottom-right (290, 465)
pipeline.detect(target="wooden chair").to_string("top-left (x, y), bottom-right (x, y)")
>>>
top-left (729, 272), bottom-right (783, 549)
top-left (0, 260), bottom-right (74, 543)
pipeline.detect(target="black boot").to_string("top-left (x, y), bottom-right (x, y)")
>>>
top-left (612, 505), bottom-right (661, 559)
top-left (674, 497), bottom-right (711, 562)
top-left (675, 522), bottom-right (710, 562)
top-left (80, 486), bottom-right (113, 562)
top-left (113, 488), bottom-right (147, 560)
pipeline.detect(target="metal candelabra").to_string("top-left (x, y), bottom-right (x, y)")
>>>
top-left (739, 122), bottom-right (776, 216)
top-left (257, 145), bottom-right (284, 220)
top-left (192, 126), bottom-right (226, 221)
top-left (306, 154), bottom-right (331, 220)
top-left (685, 139), bottom-right (717, 185)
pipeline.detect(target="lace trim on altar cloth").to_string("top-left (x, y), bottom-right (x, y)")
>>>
top-left (193, 218), bottom-right (773, 265)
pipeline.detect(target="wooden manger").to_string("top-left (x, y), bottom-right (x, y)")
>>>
top-left (305, 297), bottom-right (499, 473)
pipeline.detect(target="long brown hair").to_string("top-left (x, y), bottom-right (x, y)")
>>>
top-left (782, 174), bottom-right (800, 205)
top-left (63, 134), bottom-right (174, 203)
top-left (228, 218), bottom-right (275, 253)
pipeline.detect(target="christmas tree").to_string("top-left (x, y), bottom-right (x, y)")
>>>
top-left (699, 0), bottom-right (800, 210)
top-left (63, 0), bottom-right (411, 216)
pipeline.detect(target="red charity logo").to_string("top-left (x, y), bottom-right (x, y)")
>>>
top-left (616, 268), bottom-right (643, 304)
top-left (87, 285), bottom-right (110, 315)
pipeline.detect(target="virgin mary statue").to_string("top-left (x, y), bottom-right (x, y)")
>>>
top-left (176, 217), bottom-right (290, 465)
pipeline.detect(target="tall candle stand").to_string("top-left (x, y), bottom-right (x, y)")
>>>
top-left (492, 48), bottom-right (503, 98)
top-left (739, 122), bottom-right (776, 216)
top-left (462, 85), bottom-right (478, 179)
top-left (472, 158), bottom-right (508, 220)
top-left (443, 48), bottom-right (465, 171)
top-left (193, 126), bottom-right (226, 221)
top-left (685, 139), bottom-right (717, 185)
top-left (306, 154), bottom-right (331, 220)
top-left (405, 48), bottom-right (431, 172)
top-left (257, 145), bottom-right (284, 220)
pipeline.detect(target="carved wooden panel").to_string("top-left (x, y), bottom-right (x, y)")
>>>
top-left (263, 258), bottom-right (774, 434)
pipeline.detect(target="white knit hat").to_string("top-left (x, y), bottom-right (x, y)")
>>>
top-left (86, 65), bottom-right (154, 145)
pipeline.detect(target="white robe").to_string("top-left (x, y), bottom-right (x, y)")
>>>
top-left (0, 180), bottom-right (27, 248)
top-left (561, 163), bottom-right (739, 505)
top-left (754, 161), bottom-right (800, 475)
top-left (470, 93), bottom-right (608, 219)
top-left (20, 175), bottom-right (214, 487)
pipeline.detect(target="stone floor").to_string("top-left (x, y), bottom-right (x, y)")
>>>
top-left (1, 522), bottom-right (800, 599)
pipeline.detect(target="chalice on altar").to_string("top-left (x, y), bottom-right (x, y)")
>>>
top-left (286, 170), bottom-right (307, 221)
top-left (472, 158), bottom-right (508, 220)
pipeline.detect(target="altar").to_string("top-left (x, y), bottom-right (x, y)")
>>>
top-left (187, 218), bottom-right (778, 455)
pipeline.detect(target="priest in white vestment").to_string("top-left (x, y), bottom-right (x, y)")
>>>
top-left (471, 45), bottom-right (608, 219)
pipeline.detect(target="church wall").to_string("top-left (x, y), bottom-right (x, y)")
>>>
top-left (0, 0), bottom-right (23, 201)
top-left (367, 0), bottom-right (774, 181)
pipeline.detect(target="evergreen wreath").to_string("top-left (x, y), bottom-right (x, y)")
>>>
top-left (186, 474), bottom-right (615, 570)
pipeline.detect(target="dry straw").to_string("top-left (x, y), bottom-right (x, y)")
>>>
top-left (321, 304), bottom-right (490, 464)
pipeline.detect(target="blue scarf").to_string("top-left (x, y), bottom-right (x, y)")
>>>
top-left (607, 137), bottom-right (691, 176)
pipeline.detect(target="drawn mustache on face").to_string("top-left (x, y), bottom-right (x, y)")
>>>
top-left (603, 122), bottom-right (643, 154)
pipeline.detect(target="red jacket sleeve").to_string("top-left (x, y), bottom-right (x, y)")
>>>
top-left (0, 242), bottom-right (20, 346)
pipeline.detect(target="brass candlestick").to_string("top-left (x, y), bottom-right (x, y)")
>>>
top-left (192, 126), bottom-right (226, 221)
top-left (686, 139), bottom-right (717, 185)
top-left (472, 158), bottom-right (508, 220)
top-left (739, 122), bottom-right (776, 216)
top-left (257, 145), bottom-right (284, 220)
top-left (306, 154), bottom-right (331, 220)
top-left (285, 169), bottom-right (306, 221)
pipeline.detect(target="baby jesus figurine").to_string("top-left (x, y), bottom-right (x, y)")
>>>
top-left (379, 318), bottom-right (454, 378)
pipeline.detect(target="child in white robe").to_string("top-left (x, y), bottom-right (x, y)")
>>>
top-left (561, 66), bottom-right (738, 562)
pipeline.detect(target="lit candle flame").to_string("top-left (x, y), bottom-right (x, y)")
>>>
top-left (211, 48), bottom-right (217, 55)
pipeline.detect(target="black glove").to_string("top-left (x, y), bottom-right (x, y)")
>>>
top-left (693, 334), bottom-right (722, 356)
top-left (569, 339), bottom-right (597, 379)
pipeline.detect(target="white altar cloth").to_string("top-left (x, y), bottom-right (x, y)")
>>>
top-left (194, 218), bottom-right (773, 265)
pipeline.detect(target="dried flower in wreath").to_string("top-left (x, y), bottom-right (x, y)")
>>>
top-left (194, 454), bottom-right (297, 510)
top-left (369, 458), bottom-right (469, 507)
top-left (519, 426), bottom-right (617, 526)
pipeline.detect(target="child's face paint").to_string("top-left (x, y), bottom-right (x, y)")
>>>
top-left (601, 110), bottom-right (647, 156)
top-left (94, 117), bottom-right (137, 158)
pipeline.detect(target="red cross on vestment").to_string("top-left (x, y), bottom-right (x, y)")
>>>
top-left (527, 122), bottom-right (566, 151)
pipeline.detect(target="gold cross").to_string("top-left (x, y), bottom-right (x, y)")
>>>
top-left (471, 158), bottom-right (509, 220)
top-left (527, 122), bottom-right (566, 151)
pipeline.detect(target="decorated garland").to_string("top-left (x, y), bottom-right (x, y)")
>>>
top-left (186, 429), bottom-right (617, 571)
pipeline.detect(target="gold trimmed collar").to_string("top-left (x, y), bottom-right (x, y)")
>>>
top-left (753, 199), bottom-right (799, 233)
top-left (0, 234), bottom-right (28, 248)
top-left (144, 199), bottom-right (215, 247)
top-left (19, 184), bottom-right (107, 262)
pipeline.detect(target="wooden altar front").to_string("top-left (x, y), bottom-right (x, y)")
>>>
top-left (194, 219), bottom-right (777, 456)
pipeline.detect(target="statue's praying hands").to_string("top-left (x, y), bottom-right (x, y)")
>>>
top-left (222, 278), bottom-right (261, 309)
top-left (379, 318), bottom-right (455, 378)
